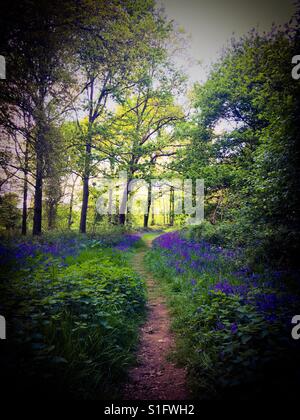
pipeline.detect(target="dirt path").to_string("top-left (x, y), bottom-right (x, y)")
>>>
top-left (123, 237), bottom-right (190, 400)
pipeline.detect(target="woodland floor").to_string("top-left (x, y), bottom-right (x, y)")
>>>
top-left (123, 236), bottom-right (190, 400)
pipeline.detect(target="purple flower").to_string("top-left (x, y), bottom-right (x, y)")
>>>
top-left (216, 321), bottom-right (225, 330)
top-left (255, 293), bottom-right (278, 312)
top-left (115, 234), bottom-right (141, 251)
top-left (231, 323), bottom-right (238, 334)
top-left (213, 280), bottom-right (249, 297)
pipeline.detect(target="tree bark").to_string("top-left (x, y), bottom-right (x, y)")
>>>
top-left (119, 178), bottom-right (131, 225)
top-left (47, 201), bottom-right (57, 230)
top-left (33, 98), bottom-right (47, 236)
top-left (169, 186), bottom-right (174, 226)
top-left (79, 137), bottom-right (91, 233)
top-left (151, 200), bottom-right (155, 226)
top-left (21, 178), bottom-right (28, 235)
top-left (68, 177), bottom-right (77, 229)
top-left (144, 182), bottom-right (152, 228)
top-left (119, 212), bottom-right (126, 225)
top-left (21, 141), bottom-right (29, 236)
top-left (32, 157), bottom-right (43, 235)
top-left (80, 174), bottom-right (89, 233)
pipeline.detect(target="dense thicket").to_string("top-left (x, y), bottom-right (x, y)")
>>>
top-left (178, 12), bottom-right (300, 268)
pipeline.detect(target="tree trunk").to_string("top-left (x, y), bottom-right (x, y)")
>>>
top-left (79, 138), bottom-right (91, 234)
top-left (21, 141), bottom-right (29, 235)
top-left (169, 186), bottom-right (174, 226)
top-left (144, 182), bottom-right (152, 228)
top-left (47, 201), bottom-right (57, 230)
top-left (33, 101), bottom-right (47, 236)
top-left (80, 77), bottom-right (97, 234)
top-left (119, 213), bottom-right (126, 225)
top-left (108, 186), bottom-right (113, 224)
top-left (21, 178), bottom-right (28, 235)
top-left (151, 200), bottom-right (155, 226)
top-left (80, 175), bottom-right (89, 233)
top-left (68, 187), bottom-right (74, 229)
top-left (32, 151), bottom-right (43, 235)
top-left (119, 178), bottom-right (130, 225)
top-left (143, 213), bottom-right (149, 228)
top-left (68, 196), bottom-right (73, 229)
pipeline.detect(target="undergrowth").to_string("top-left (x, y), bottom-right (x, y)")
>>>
top-left (0, 234), bottom-right (145, 399)
top-left (145, 231), bottom-right (300, 400)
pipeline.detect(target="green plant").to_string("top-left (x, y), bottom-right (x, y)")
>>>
top-left (145, 239), bottom-right (300, 400)
top-left (0, 240), bottom-right (146, 399)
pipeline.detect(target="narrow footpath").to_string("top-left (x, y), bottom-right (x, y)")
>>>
top-left (123, 237), bottom-right (190, 400)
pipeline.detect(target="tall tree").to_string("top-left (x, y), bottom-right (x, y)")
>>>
top-left (102, 83), bottom-right (184, 225)
top-left (44, 125), bottom-right (67, 230)
top-left (0, 0), bottom-right (79, 235)
top-left (73, 0), bottom-right (174, 233)
top-left (0, 110), bottom-right (35, 235)
top-left (184, 17), bottom-right (300, 265)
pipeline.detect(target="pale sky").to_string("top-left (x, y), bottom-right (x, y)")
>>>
top-left (160, 0), bottom-right (295, 84)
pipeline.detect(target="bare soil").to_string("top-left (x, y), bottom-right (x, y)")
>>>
top-left (123, 239), bottom-right (190, 400)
